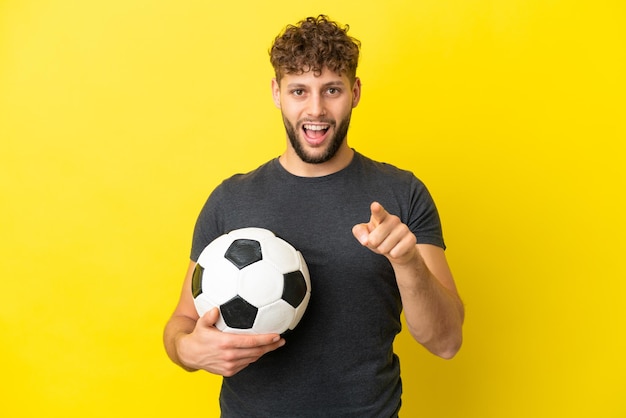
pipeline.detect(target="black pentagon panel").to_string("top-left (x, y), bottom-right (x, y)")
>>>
top-left (282, 271), bottom-right (307, 307)
top-left (224, 239), bottom-right (263, 270)
top-left (220, 296), bottom-right (258, 329)
top-left (191, 264), bottom-right (204, 298)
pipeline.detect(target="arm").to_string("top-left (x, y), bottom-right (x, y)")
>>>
top-left (352, 202), bottom-right (464, 359)
top-left (163, 261), bottom-right (286, 376)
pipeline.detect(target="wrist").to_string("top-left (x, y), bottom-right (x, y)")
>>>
top-left (391, 247), bottom-right (430, 288)
top-left (174, 332), bottom-right (199, 372)
top-left (389, 244), bottom-right (421, 269)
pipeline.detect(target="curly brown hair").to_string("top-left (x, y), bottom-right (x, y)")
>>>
top-left (269, 15), bottom-right (361, 84)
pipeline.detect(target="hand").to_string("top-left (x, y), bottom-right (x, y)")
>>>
top-left (176, 307), bottom-right (285, 377)
top-left (352, 201), bottom-right (418, 266)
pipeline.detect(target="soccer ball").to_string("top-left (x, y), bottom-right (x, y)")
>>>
top-left (192, 227), bottom-right (311, 335)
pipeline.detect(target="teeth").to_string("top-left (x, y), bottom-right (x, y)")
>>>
top-left (303, 124), bottom-right (328, 131)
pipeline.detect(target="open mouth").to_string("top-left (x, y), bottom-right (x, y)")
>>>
top-left (302, 123), bottom-right (330, 145)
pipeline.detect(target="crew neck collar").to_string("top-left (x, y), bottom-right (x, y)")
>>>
top-left (272, 150), bottom-right (361, 182)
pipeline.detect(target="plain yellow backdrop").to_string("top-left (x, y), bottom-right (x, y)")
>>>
top-left (1, 0), bottom-right (624, 416)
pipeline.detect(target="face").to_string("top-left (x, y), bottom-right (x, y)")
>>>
top-left (272, 68), bottom-right (361, 165)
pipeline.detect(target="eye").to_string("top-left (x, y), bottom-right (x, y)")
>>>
top-left (327, 87), bottom-right (340, 95)
top-left (292, 89), bottom-right (305, 96)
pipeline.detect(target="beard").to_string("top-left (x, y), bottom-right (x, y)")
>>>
top-left (282, 112), bottom-right (352, 164)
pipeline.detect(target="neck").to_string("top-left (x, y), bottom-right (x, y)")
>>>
top-left (279, 145), bottom-right (354, 177)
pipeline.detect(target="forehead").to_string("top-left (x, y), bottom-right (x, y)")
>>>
top-left (279, 68), bottom-right (350, 88)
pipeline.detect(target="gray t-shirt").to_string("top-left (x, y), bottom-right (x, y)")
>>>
top-left (191, 151), bottom-right (444, 417)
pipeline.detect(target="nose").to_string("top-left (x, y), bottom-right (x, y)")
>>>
top-left (306, 93), bottom-right (325, 118)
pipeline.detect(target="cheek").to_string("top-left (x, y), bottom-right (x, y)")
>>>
top-left (281, 104), bottom-right (303, 122)
top-left (334, 103), bottom-right (354, 120)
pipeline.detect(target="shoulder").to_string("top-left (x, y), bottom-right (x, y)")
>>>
top-left (355, 152), bottom-right (414, 175)
top-left (225, 159), bottom-right (278, 182)
top-left (353, 152), bottom-right (425, 189)
top-left (216, 159), bottom-right (280, 191)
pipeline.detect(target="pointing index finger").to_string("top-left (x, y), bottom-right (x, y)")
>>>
top-left (369, 201), bottom-right (388, 227)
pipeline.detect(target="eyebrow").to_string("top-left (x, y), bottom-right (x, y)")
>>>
top-left (286, 80), bottom-right (347, 89)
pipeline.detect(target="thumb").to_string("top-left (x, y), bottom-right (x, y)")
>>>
top-left (353, 202), bottom-right (386, 242)
top-left (352, 223), bottom-right (370, 245)
top-left (198, 307), bottom-right (220, 328)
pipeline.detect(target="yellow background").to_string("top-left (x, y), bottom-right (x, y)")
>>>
top-left (1, 0), bottom-right (624, 416)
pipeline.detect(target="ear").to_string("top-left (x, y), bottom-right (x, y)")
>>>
top-left (351, 77), bottom-right (362, 108)
top-left (271, 78), bottom-right (281, 109)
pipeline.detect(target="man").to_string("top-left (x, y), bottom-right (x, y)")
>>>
top-left (164, 15), bottom-right (464, 417)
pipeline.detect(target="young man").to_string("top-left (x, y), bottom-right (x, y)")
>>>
top-left (164, 15), bottom-right (464, 417)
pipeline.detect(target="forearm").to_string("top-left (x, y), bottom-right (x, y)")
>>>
top-left (352, 202), bottom-right (463, 358)
top-left (163, 315), bottom-right (199, 372)
top-left (394, 250), bottom-right (464, 359)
